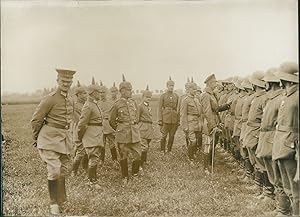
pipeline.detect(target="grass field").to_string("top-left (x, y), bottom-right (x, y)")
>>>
top-left (2, 103), bottom-right (276, 216)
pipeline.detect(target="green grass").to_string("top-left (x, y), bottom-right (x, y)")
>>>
top-left (2, 104), bottom-right (276, 216)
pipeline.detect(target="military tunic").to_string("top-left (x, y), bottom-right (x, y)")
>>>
top-left (240, 92), bottom-right (255, 145)
top-left (138, 102), bottom-right (154, 152)
top-left (233, 92), bottom-right (247, 137)
top-left (158, 91), bottom-right (179, 124)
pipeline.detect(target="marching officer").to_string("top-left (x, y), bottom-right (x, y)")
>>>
top-left (109, 75), bottom-right (141, 185)
top-left (138, 85), bottom-right (154, 168)
top-left (272, 62), bottom-right (299, 216)
top-left (77, 77), bottom-right (103, 189)
top-left (244, 71), bottom-right (268, 195)
top-left (158, 76), bottom-right (179, 153)
top-left (98, 81), bottom-right (119, 170)
top-left (180, 81), bottom-right (203, 165)
top-left (31, 69), bottom-right (76, 215)
top-left (200, 74), bottom-right (231, 174)
top-left (71, 81), bottom-right (88, 176)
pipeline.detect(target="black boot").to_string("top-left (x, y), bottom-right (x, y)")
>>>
top-left (81, 154), bottom-right (89, 171)
top-left (188, 145), bottom-right (194, 161)
top-left (100, 147), bottom-right (105, 163)
top-left (57, 177), bottom-right (67, 205)
top-left (110, 147), bottom-right (118, 161)
top-left (72, 160), bottom-right (81, 176)
top-left (277, 193), bottom-right (291, 215)
top-left (88, 167), bottom-right (96, 182)
top-left (141, 151), bottom-right (147, 167)
top-left (120, 159), bottom-right (129, 179)
top-left (48, 180), bottom-right (58, 205)
top-left (167, 137), bottom-right (175, 152)
top-left (203, 153), bottom-right (209, 170)
top-left (132, 160), bottom-right (140, 176)
top-left (160, 138), bottom-right (166, 152)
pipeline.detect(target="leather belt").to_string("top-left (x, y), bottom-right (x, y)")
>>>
top-left (45, 122), bottom-right (70, 130)
top-left (141, 120), bottom-right (153, 124)
top-left (276, 125), bottom-right (298, 133)
top-left (88, 123), bottom-right (102, 126)
top-left (118, 120), bottom-right (138, 125)
top-left (163, 107), bottom-right (177, 111)
top-left (188, 113), bottom-right (201, 117)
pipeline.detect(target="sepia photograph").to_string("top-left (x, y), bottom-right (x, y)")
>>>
top-left (1, 0), bottom-right (298, 216)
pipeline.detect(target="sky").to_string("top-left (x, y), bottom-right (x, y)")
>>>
top-left (1, 0), bottom-right (298, 94)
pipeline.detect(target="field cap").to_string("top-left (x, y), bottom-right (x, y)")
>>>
top-left (249, 71), bottom-right (265, 88)
top-left (275, 61), bottom-right (298, 83)
top-left (119, 74), bottom-right (132, 90)
top-left (167, 76), bottom-right (175, 85)
top-left (143, 85), bottom-right (152, 97)
top-left (204, 74), bottom-right (217, 84)
top-left (87, 76), bottom-right (100, 95)
top-left (56, 69), bottom-right (76, 82)
top-left (74, 80), bottom-right (86, 95)
top-left (262, 67), bottom-right (280, 83)
top-left (234, 79), bottom-right (245, 90)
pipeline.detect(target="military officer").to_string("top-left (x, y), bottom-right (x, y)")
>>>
top-left (244, 71), bottom-right (268, 195)
top-left (31, 69), bottom-right (76, 215)
top-left (77, 77), bottom-right (103, 189)
top-left (199, 74), bottom-right (231, 174)
top-left (158, 77), bottom-right (179, 153)
top-left (98, 81), bottom-right (119, 170)
top-left (138, 85), bottom-right (154, 168)
top-left (272, 62), bottom-right (299, 216)
top-left (180, 81), bottom-right (203, 165)
top-left (71, 81), bottom-right (88, 176)
top-left (109, 75), bottom-right (141, 185)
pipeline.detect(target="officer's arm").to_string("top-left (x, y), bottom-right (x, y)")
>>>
top-left (30, 96), bottom-right (53, 141)
top-left (137, 104), bottom-right (142, 123)
top-left (109, 103), bottom-right (118, 130)
top-left (77, 103), bottom-right (91, 141)
top-left (201, 94), bottom-right (217, 132)
top-left (157, 95), bottom-right (164, 124)
top-left (216, 103), bottom-right (231, 112)
top-left (180, 99), bottom-right (188, 131)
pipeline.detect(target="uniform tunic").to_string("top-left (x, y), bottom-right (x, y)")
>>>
top-left (138, 102), bottom-right (154, 140)
top-left (31, 89), bottom-right (74, 154)
top-left (233, 92), bottom-right (247, 137)
top-left (158, 91), bottom-right (179, 124)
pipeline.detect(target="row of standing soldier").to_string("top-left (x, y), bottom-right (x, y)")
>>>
top-left (30, 62), bottom-right (298, 216)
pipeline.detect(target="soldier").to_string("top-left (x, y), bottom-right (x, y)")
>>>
top-left (31, 69), bottom-right (76, 215)
top-left (232, 79), bottom-right (247, 166)
top-left (254, 68), bottom-right (283, 211)
top-left (158, 76), bottom-right (180, 154)
top-left (98, 81), bottom-right (119, 170)
top-left (178, 78), bottom-right (191, 149)
top-left (110, 82), bottom-right (119, 102)
top-left (77, 77), bottom-right (103, 189)
top-left (244, 71), bottom-right (268, 196)
top-left (199, 74), bottom-right (231, 174)
top-left (109, 75), bottom-right (141, 185)
top-left (138, 85), bottom-right (154, 168)
top-left (272, 62), bottom-right (299, 216)
top-left (180, 81), bottom-right (203, 165)
top-left (71, 81), bottom-right (88, 176)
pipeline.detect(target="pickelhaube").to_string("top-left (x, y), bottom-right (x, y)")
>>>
top-left (142, 85), bottom-right (152, 97)
top-left (185, 78), bottom-right (190, 88)
top-left (166, 76), bottom-right (175, 85)
top-left (87, 76), bottom-right (100, 95)
top-left (119, 74), bottom-right (132, 90)
top-left (99, 80), bottom-right (107, 92)
top-left (110, 82), bottom-right (118, 92)
top-left (74, 80), bottom-right (86, 95)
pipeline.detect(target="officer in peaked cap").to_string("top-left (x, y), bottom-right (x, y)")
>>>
top-left (243, 71), bottom-right (268, 196)
top-left (158, 76), bottom-right (180, 154)
top-left (199, 74), bottom-right (231, 174)
top-left (77, 77), bottom-right (103, 190)
top-left (109, 74), bottom-right (141, 185)
top-left (71, 81), bottom-right (88, 176)
top-left (31, 68), bottom-right (76, 215)
top-left (138, 85), bottom-right (154, 169)
top-left (97, 80), bottom-right (120, 170)
top-left (272, 62), bottom-right (299, 216)
top-left (110, 82), bottom-right (119, 102)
